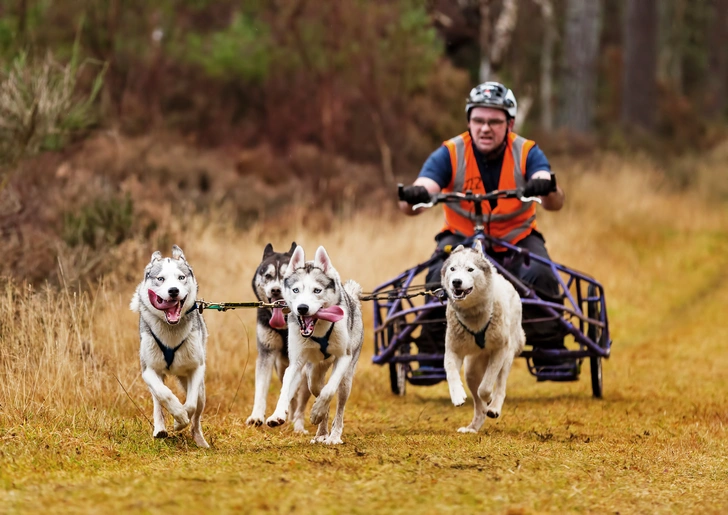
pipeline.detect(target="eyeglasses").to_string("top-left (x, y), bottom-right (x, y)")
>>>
top-left (471, 118), bottom-right (507, 128)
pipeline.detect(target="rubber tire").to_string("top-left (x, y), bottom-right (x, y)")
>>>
top-left (389, 360), bottom-right (407, 396)
top-left (387, 324), bottom-right (407, 396)
top-left (587, 284), bottom-right (603, 399)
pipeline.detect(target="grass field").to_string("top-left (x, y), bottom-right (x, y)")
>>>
top-left (1, 157), bottom-right (728, 514)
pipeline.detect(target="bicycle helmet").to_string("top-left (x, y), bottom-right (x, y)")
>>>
top-left (465, 81), bottom-right (517, 119)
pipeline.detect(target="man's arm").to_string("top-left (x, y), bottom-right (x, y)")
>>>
top-left (524, 145), bottom-right (564, 211)
top-left (399, 177), bottom-right (442, 216)
top-left (530, 170), bottom-right (564, 211)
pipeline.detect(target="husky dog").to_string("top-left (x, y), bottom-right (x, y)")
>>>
top-left (266, 245), bottom-right (364, 445)
top-left (441, 241), bottom-right (525, 433)
top-left (129, 245), bottom-right (209, 448)
top-left (246, 242), bottom-right (311, 432)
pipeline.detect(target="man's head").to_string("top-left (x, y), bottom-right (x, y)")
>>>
top-left (465, 82), bottom-right (517, 154)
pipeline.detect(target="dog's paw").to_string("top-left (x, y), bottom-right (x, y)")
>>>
top-left (457, 426), bottom-right (477, 434)
top-left (293, 423), bottom-right (309, 435)
top-left (323, 435), bottom-right (343, 445)
top-left (193, 432), bottom-right (210, 448)
top-left (310, 399), bottom-right (330, 425)
top-left (173, 413), bottom-right (190, 432)
top-left (310, 435), bottom-right (328, 444)
top-left (486, 409), bottom-right (500, 419)
top-left (266, 413), bottom-right (286, 427)
top-left (153, 429), bottom-right (168, 439)
top-left (449, 386), bottom-right (468, 407)
top-left (246, 415), bottom-right (265, 427)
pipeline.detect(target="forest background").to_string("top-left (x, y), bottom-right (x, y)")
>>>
top-left (1, 0), bottom-right (727, 285)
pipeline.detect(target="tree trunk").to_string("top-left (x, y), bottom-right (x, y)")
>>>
top-left (478, 0), bottom-right (492, 82)
top-left (706, 0), bottom-right (728, 117)
top-left (622, 0), bottom-right (658, 130)
top-left (557, 0), bottom-right (602, 133)
top-left (477, 0), bottom-right (517, 83)
top-left (658, 0), bottom-right (685, 92)
top-left (534, 0), bottom-right (556, 131)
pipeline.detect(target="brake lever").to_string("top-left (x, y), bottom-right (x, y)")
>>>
top-left (412, 202), bottom-right (435, 210)
top-left (520, 196), bottom-right (542, 204)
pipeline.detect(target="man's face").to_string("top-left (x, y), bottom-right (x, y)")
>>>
top-left (467, 107), bottom-right (514, 154)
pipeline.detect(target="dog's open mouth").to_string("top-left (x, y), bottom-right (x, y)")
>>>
top-left (148, 289), bottom-right (187, 324)
top-left (296, 306), bottom-right (345, 338)
top-left (298, 316), bottom-right (317, 337)
top-left (450, 287), bottom-right (473, 300)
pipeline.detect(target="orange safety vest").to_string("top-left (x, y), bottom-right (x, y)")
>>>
top-left (441, 131), bottom-right (538, 245)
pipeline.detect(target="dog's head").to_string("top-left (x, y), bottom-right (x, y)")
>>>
top-left (441, 241), bottom-right (494, 306)
top-left (133, 245), bottom-right (198, 325)
top-left (253, 241), bottom-right (296, 329)
top-left (283, 245), bottom-right (345, 338)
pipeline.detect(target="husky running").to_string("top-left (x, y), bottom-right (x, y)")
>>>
top-left (130, 245), bottom-right (210, 448)
top-left (246, 242), bottom-right (311, 432)
top-left (266, 245), bottom-right (364, 445)
top-left (441, 241), bottom-right (525, 433)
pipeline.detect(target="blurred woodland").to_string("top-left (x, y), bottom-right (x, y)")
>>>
top-left (1, 0), bottom-right (728, 284)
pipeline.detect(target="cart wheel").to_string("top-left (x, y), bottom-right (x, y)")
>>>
top-left (389, 360), bottom-right (407, 396)
top-left (587, 284), bottom-right (604, 399)
top-left (387, 325), bottom-right (407, 396)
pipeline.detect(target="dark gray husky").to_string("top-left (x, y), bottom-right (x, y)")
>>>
top-left (246, 242), bottom-right (311, 432)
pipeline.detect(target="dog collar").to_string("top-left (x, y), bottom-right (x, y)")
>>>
top-left (310, 323), bottom-right (336, 359)
top-left (150, 330), bottom-right (186, 369)
top-left (456, 316), bottom-right (491, 350)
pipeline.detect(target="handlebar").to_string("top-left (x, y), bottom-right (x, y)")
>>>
top-left (397, 183), bottom-right (540, 209)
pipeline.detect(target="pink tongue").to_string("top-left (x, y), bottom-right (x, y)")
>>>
top-left (148, 289), bottom-right (177, 310)
top-left (315, 306), bottom-right (344, 323)
top-left (269, 307), bottom-right (287, 329)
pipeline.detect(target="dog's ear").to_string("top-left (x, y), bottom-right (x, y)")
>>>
top-left (451, 244), bottom-right (465, 255)
top-left (474, 240), bottom-right (485, 256)
top-left (286, 245), bottom-right (305, 275)
top-left (287, 241), bottom-right (297, 255)
top-left (145, 252), bottom-right (162, 280)
top-left (477, 255), bottom-right (495, 276)
top-left (313, 246), bottom-right (332, 273)
top-left (262, 243), bottom-right (274, 259)
top-left (172, 245), bottom-right (186, 261)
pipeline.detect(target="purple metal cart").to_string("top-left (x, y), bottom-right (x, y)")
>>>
top-left (371, 188), bottom-right (612, 398)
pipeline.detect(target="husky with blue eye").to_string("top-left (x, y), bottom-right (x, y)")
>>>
top-left (265, 245), bottom-right (364, 445)
top-left (130, 245), bottom-right (209, 448)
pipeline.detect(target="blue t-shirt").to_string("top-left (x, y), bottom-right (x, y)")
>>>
top-left (419, 140), bottom-right (551, 192)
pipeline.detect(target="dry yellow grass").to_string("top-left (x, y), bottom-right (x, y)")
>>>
top-left (1, 154), bottom-right (728, 514)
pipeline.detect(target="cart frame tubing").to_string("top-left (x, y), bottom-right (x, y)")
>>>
top-left (371, 233), bottom-right (611, 368)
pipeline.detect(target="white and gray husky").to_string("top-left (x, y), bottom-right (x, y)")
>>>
top-left (246, 242), bottom-right (311, 433)
top-left (266, 245), bottom-right (364, 445)
top-left (442, 241), bottom-right (525, 433)
top-left (130, 245), bottom-right (209, 448)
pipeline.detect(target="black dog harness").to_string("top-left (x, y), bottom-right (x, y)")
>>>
top-left (310, 323), bottom-right (336, 359)
top-left (456, 315), bottom-right (491, 350)
top-left (150, 304), bottom-right (199, 369)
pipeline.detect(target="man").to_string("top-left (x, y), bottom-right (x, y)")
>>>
top-left (398, 81), bottom-right (571, 374)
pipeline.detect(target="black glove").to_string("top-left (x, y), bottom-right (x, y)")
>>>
top-left (399, 185), bottom-right (431, 205)
top-left (523, 173), bottom-right (557, 197)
